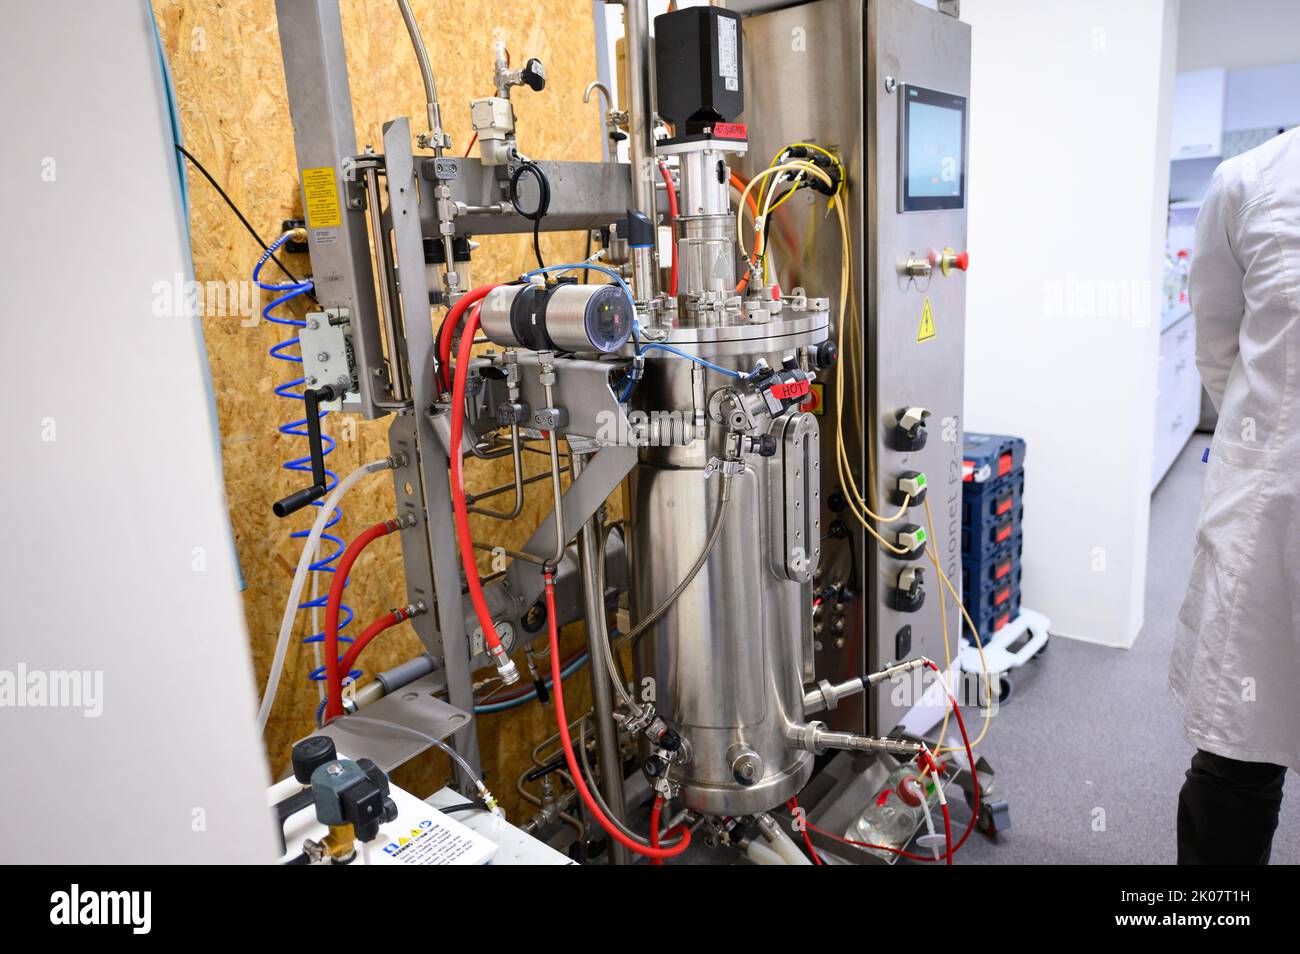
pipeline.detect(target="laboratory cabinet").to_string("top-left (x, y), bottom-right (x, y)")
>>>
top-left (1170, 68), bottom-right (1226, 160)
top-left (1152, 311), bottom-right (1201, 489)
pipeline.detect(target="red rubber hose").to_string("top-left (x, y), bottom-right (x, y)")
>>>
top-left (437, 283), bottom-right (498, 392)
top-left (324, 519), bottom-right (400, 719)
top-left (788, 795), bottom-right (823, 864)
top-left (924, 659), bottom-right (978, 860)
top-left (449, 299), bottom-right (509, 670)
top-left (543, 574), bottom-right (690, 861)
top-left (658, 161), bottom-right (679, 298)
top-left (336, 606), bottom-right (413, 683)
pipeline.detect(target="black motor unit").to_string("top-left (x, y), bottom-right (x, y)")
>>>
top-left (654, 6), bottom-right (744, 136)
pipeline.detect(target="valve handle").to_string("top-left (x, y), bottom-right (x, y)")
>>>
top-left (273, 383), bottom-right (339, 518)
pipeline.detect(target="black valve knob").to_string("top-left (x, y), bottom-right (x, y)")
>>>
top-left (291, 735), bottom-right (337, 784)
top-left (890, 568), bottom-right (926, 613)
top-left (521, 57), bottom-right (546, 91)
top-left (816, 340), bottom-right (839, 369)
top-left (889, 407), bottom-right (931, 452)
top-left (756, 433), bottom-right (777, 457)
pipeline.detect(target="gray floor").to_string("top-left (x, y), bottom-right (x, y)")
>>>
top-left (945, 437), bottom-right (1300, 864)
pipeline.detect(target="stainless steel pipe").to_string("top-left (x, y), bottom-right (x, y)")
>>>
top-left (573, 452), bottom-right (630, 865)
top-left (623, 0), bottom-right (659, 304)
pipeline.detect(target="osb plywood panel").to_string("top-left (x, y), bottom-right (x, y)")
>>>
top-left (153, 0), bottom-right (617, 820)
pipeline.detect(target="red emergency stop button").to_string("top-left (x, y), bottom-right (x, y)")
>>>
top-left (939, 247), bottom-right (969, 276)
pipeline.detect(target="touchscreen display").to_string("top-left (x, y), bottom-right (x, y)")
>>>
top-left (901, 85), bottom-right (967, 211)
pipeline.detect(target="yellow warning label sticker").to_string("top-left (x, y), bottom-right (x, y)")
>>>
top-left (917, 296), bottom-right (936, 342)
top-left (302, 166), bottom-right (341, 229)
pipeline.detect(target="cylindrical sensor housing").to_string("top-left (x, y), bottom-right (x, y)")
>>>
top-left (479, 282), bottom-right (634, 354)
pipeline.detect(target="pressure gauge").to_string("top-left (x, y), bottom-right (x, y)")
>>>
top-left (479, 282), bottom-right (634, 354)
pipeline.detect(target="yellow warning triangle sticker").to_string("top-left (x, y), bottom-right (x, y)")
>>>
top-left (917, 297), bottom-right (936, 342)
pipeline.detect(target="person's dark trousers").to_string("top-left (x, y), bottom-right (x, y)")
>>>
top-left (1178, 749), bottom-right (1287, 864)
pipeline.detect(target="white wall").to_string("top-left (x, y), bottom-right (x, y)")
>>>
top-left (961, 0), bottom-right (1180, 647)
top-left (0, 1), bottom-right (275, 860)
top-left (1178, 0), bottom-right (1300, 71)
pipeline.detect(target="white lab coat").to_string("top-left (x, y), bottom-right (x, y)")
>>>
top-left (1169, 127), bottom-right (1300, 773)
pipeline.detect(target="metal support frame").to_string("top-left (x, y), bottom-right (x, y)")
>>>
top-left (418, 157), bottom-right (633, 237)
top-left (381, 117), bottom-right (483, 789)
top-left (274, 0), bottom-right (390, 419)
top-left (315, 674), bottom-right (472, 775)
top-left (276, 1), bottom-right (480, 785)
top-left (504, 442), bottom-right (637, 611)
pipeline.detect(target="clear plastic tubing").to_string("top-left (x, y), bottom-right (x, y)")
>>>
top-left (256, 458), bottom-right (393, 731)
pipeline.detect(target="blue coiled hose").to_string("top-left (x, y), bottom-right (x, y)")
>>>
top-left (255, 233), bottom-right (361, 696)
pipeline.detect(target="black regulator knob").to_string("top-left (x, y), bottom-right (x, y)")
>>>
top-left (521, 58), bottom-right (547, 92)
top-left (292, 735), bottom-right (337, 785)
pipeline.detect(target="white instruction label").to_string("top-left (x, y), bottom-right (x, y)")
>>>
top-left (376, 816), bottom-right (488, 865)
top-left (718, 17), bottom-right (738, 91)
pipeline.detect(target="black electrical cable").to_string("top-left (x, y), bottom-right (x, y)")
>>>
top-left (174, 142), bottom-right (318, 303)
top-left (509, 160), bottom-right (551, 272)
top-left (438, 800), bottom-right (489, 815)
